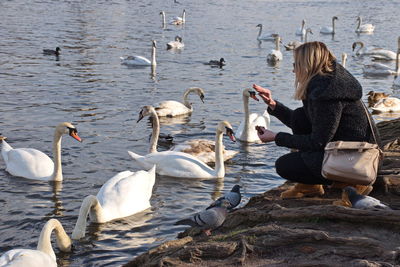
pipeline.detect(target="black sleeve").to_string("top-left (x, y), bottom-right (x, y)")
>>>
top-left (274, 100), bottom-right (343, 151)
top-left (267, 100), bottom-right (295, 129)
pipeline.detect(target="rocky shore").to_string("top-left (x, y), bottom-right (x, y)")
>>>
top-left (124, 118), bottom-right (400, 267)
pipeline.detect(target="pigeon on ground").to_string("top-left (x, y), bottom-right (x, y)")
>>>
top-left (206, 184), bottom-right (241, 210)
top-left (174, 199), bottom-right (230, 236)
top-left (343, 186), bottom-right (392, 210)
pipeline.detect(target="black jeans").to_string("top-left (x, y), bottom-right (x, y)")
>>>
top-left (275, 108), bottom-right (331, 185)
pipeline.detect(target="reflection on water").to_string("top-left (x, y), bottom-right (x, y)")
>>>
top-left (1, 0), bottom-right (400, 265)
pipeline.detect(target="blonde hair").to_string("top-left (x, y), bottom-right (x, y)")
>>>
top-left (293, 42), bottom-right (336, 100)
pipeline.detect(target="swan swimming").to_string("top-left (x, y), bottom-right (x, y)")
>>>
top-left (267, 36), bottom-right (283, 64)
top-left (235, 88), bottom-right (270, 143)
top-left (0, 219), bottom-right (71, 267)
top-left (72, 165), bottom-right (156, 239)
top-left (256, 24), bottom-right (279, 41)
top-left (120, 40), bottom-right (157, 66)
top-left (154, 87), bottom-right (205, 117)
top-left (352, 40), bottom-right (398, 61)
top-left (355, 16), bottom-right (375, 34)
top-left (1, 122), bottom-right (81, 181)
top-left (170, 9), bottom-right (185, 25)
top-left (128, 117), bottom-right (236, 178)
top-left (320, 16), bottom-right (338, 34)
top-left (371, 97), bottom-right (400, 113)
top-left (167, 36), bottom-right (184, 49)
top-left (295, 19), bottom-right (306, 36)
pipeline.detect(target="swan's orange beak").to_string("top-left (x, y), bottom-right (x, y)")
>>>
top-left (68, 128), bottom-right (82, 142)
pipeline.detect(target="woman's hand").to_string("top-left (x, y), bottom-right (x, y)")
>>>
top-left (253, 84), bottom-right (276, 110)
top-left (255, 126), bottom-right (276, 143)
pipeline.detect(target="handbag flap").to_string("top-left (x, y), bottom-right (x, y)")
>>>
top-left (325, 141), bottom-right (378, 151)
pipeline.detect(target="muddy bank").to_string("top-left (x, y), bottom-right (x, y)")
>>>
top-left (124, 119), bottom-right (400, 267)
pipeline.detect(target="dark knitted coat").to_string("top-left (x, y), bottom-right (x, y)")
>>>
top-left (269, 61), bottom-right (381, 177)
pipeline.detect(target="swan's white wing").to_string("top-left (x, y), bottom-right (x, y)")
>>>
top-left (5, 148), bottom-right (54, 180)
top-left (357, 24), bottom-right (375, 33)
top-left (97, 167), bottom-right (156, 221)
top-left (320, 26), bottom-right (333, 34)
top-left (129, 150), bottom-right (215, 178)
top-left (167, 41), bottom-right (184, 49)
top-left (121, 56), bottom-right (151, 66)
top-left (370, 50), bottom-right (397, 60)
top-left (154, 100), bottom-right (191, 117)
top-left (0, 249), bottom-right (56, 267)
top-left (363, 63), bottom-right (395, 75)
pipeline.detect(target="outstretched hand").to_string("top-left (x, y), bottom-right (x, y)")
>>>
top-left (255, 126), bottom-right (276, 143)
top-left (253, 84), bottom-right (276, 110)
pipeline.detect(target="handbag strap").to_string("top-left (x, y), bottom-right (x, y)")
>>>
top-left (360, 100), bottom-right (378, 145)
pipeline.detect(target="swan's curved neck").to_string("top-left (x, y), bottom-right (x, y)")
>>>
top-left (37, 219), bottom-right (72, 261)
top-left (214, 130), bottom-right (225, 178)
top-left (356, 42), bottom-right (364, 55)
top-left (182, 10), bottom-right (186, 23)
top-left (275, 38), bottom-right (280, 51)
top-left (241, 94), bottom-right (250, 140)
top-left (332, 18), bottom-right (336, 34)
top-left (257, 25), bottom-right (262, 38)
top-left (149, 109), bottom-right (160, 153)
top-left (396, 51), bottom-right (400, 74)
top-left (182, 89), bottom-right (195, 109)
top-left (356, 18), bottom-right (361, 30)
top-left (72, 195), bottom-right (104, 239)
top-left (305, 31), bottom-right (310, 42)
top-left (52, 130), bottom-right (63, 181)
top-left (301, 21), bottom-right (305, 31)
top-left (161, 12), bottom-right (166, 26)
top-left (151, 45), bottom-right (157, 66)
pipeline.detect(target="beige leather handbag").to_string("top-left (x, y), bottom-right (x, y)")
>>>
top-left (321, 102), bottom-right (382, 185)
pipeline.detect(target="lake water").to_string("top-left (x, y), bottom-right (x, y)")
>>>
top-left (0, 0), bottom-right (399, 266)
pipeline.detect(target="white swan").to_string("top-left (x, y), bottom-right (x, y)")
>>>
top-left (0, 219), bottom-right (71, 267)
top-left (128, 120), bottom-right (236, 178)
top-left (72, 165), bottom-right (156, 239)
top-left (0, 122), bottom-right (81, 181)
top-left (355, 16), bottom-right (375, 34)
top-left (295, 19), bottom-right (306, 36)
top-left (284, 28), bottom-right (313, 51)
top-left (120, 40), bottom-right (157, 66)
top-left (371, 97), bottom-right (400, 113)
top-left (167, 36), bottom-right (184, 49)
top-left (267, 36), bottom-right (283, 64)
top-left (363, 52), bottom-right (400, 76)
top-left (352, 41), bottom-right (397, 60)
top-left (138, 106), bottom-right (237, 164)
top-left (256, 24), bottom-right (279, 41)
top-left (320, 16), bottom-right (338, 34)
top-left (170, 9), bottom-right (185, 25)
top-left (154, 87), bottom-right (205, 117)
top-left (235, 88), bottom-right (270, 143)
top-left (341, 52), bottom-right (347, 68)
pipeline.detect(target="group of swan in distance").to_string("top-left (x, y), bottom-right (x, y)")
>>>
top-left (256, 24), bottom-right (279, 41)
top-left (355, 16), bottom-right (375, 34)
top-left (129, 109), bottom-right (236, 178)
top-left (72, 165), bottom-right (156, 239)
top-left (267, 36), bottom-right (283, 64)
top-left (284, 28), bottom-right (313, 51)
top-left (0, 219), bottom-right (71, 267)
top-left (320, 16), bottom-right (338, 34)
top-left (167, 36), bottom-right (184, 49)
top-left (0, 122), bottom-right (82, 181)
top-left (235, 88), bottom-right (270, 143)
top-left (120, 40), bottom-right (157, 66)
top-left (352, 38), bottom-right (399, 60)
top-left (154, 87), bottom-right (205, 117)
